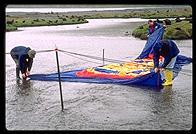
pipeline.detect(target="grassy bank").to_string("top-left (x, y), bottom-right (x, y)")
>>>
top-left (55, 6), bottom-right (191, 19)
top-left (6, 24), bottom-right (18, 31)
top-left (6, 6), bottom-right (192, 32)
top-left (132, 20), bottom-right (192, 40)
top-left (6, 14), bottom-right (88, 32)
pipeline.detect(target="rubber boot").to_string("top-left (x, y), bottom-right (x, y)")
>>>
top-left (16, 67), bottom-right (20, 79)
top-left (162, 69), bottom-right (173, 86)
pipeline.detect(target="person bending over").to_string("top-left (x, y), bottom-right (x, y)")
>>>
top-left (152, 39), bottom-right (180, 85)
top-left (10, 46), bottom-right (36, 79)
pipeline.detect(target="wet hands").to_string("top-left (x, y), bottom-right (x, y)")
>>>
top-left (154, 67), bottom-right (165, 73)
top-left (22, 71), bottom-right (30, 79)
top-left (160, 68), bottom-right (165, 71)
top-left (22, 73), bottom-right (27, 79)
top-left (26, 70), bottom-right (30, 76)
top-left (154, 67), bottom-right (159, 73)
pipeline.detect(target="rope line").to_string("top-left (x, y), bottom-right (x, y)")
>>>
top-left (172, 69), bottom-right (192, 76)
top-left (59, 51), bottom-right (102, 64)
top-left (5, 48), bottom-right (192, 76)
top-left (6, 49), bottom-right (129, 63)
top-left (172, 68), bottom-right (192, 74)
top-left (36, 50), bottom-right (54, 53)
top-left (179, 72), bottom-right (192, 76)
top-left (58, 49), bottom-right (130, 64)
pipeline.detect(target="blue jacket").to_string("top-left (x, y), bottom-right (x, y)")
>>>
top-left (153, 40), bottom-right (180, 68)
top-left (147, 22), bottom-right (162, 35)
top-left (10, 46), bottom-right (33, 74)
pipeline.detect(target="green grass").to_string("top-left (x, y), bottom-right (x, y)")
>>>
top-left (132, 20), bottom-right (192, 40)
top-left (81, 7), bottom-right (192, 19)
top-left (6, 16), bottom-right (88, 31)
top-left (132, 25), bottom-right (149, 40)
top-left (6, 6), bottom-right (192, 32)
top-left (139, 9), bottom-right (192, 19)
top-left (6, 24), bottom-right (17, 31)
top-left (163, 21), bottom-right (192, 39)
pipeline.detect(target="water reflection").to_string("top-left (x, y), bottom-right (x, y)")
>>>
top-left (149, 86), bottom-right (175, 117)
top-left (16, 79), bottom-right (33, 96)
top-left (163, 85), bottom-right (173, 90)
top-left (162, 86), bottom-right (174, 107)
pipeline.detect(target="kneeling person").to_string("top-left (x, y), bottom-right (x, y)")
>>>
top-left (10, 46), bottom-right (36, 79)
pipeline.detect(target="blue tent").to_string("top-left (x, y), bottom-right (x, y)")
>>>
top-left (137, 27), bottom-right (165, 59)
top-left (29, 27), bottom-right (192, 88)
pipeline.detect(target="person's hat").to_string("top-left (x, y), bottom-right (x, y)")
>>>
top-left (28, 49), bottom-right (36, 58)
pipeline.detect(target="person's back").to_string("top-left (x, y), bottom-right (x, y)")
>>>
top-left (10, 46), bottom-right (30, 58)
top-left (154, 40), bottom-right (179, 61)
top-left (152, 39), bottom-right (180, 86)
top-left (167, 40), bottom-right (180, 58)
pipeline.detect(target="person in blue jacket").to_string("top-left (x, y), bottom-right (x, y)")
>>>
top-left (10, 46), bottom-right (36, 79)
top-left (147, 20), bottom-right (162, 37)
top-left (152, 40), bottom-right (180, 85)
top-left (153, 39), bottom-right (180, 72)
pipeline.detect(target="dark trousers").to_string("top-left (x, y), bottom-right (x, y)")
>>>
top-left (10, 53), bottom-right (20, 78)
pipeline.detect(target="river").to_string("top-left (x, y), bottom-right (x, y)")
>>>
top-left (5, 18), bottom-right (192, 130)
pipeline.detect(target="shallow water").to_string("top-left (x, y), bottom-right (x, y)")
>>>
top-left (6, 18), bottom-right (192, 130)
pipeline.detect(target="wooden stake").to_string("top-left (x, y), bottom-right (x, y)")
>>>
top-left (55, 48), bottom-right (64, 111)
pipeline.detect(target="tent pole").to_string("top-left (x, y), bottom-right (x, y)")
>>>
top-left (55, 48), bottom-right (64, 111)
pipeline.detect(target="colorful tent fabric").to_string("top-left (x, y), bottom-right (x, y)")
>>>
top-left (29, 27), bottom-right (192, 88)
top-left (136, 27), bottom-right (165, 59)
